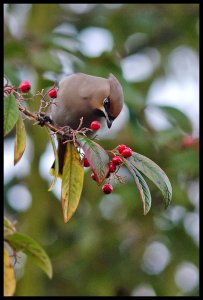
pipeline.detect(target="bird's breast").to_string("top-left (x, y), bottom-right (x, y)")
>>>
top-left (51, 98), bottom-right (105, 129)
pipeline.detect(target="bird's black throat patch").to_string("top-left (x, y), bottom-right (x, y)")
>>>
top-left (94, 109), bottom-right (106, 118)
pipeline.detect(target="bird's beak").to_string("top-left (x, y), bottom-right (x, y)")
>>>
top-left (106, 116), bottom-right (113, 128)
top-left (99, 106), bottom-right (113, 128)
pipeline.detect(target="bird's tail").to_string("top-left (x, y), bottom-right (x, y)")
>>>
top-left (50, 139), bottom-right (67, 178)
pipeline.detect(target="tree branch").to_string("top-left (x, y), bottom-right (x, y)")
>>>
top-left (18, 104), bottom-right (65, 136)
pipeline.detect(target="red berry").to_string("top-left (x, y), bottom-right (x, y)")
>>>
top-left (182, 135), bottom-right (194, 147)
top-left (121, 147), bottom-right (132, 158)
top-left (90, 121), bottom-right (101, 131)
top-left (182, 136), bottom-right (193, 147)
top-left (48, 88), bottom-right (57, 98)
top-left (19, 80), bottom-right (31, 93)
top-left (109, 162), bottom-right (116, 173)
top-left (182, 136), bottom-right (199, 150)
top-left (83, 158), bottom-right (90, 167)
top-left (112, 156), bottom-right (123, 165)
top-left (117, 144), bottom-right (127, 154)
top-left (102, 183), bottom-right (113, 194)
top-left (91, 173), bottom-right (97, 181)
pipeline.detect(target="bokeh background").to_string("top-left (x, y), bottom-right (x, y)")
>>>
top-left (4, 4), bottom-right (199, 296)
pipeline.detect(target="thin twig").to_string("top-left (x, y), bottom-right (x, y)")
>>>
top-left (4, 84), bottom-right (91, 141)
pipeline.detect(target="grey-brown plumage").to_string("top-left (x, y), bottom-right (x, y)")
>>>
top-left (50, 73), bottom-right (124, 174)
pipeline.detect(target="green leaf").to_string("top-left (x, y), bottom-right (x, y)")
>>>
top-left (61, 142), bottom-right (84, 223)
top-left (5, 232), bottom-right (53, 279)
top-left (4, 94), bottom-right (19, 136)
top-left (14, 116), bottom-right (26, 165)
top-left (47, 128), bottom-right (59, 191)
top-left (4, 247), bottom-right (16, 296)
top-left (76, 134), bottom-right (109, 184)
top-left (123, 159), bottom-right (152, 215)
top-left (129, 152), bottom-right (172, 209)
top-left (156, 105), bottom-right (193, 134)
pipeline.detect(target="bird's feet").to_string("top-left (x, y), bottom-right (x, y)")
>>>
top-left (37, 113), bottom-right (53, 127)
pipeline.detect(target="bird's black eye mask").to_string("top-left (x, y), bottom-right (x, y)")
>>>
top-left (103, 97), bottom-right (116, 121)
top-left (94, 97), bottom-right (115, 119)
top-left (94, 109), bottom-right (115, 119)
top-left (94, 109), bottom-right (106, 118)
top-left (103, 97), bottom-right (110, 113)
top-left (94, 96), bottom-right (115, 128)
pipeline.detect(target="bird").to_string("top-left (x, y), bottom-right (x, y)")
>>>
top-left (50, 72), bottom-right (124, 175)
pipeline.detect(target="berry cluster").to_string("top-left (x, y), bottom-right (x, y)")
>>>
top-left (101, 145), bottom-right (132, 194)
top-left (83, 122), bottom-right (133, 195)
top-left (117, 144), bottom-right (132, 158)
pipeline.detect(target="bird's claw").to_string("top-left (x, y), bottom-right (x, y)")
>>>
top-left (37, 114), bottom-right (53, 127)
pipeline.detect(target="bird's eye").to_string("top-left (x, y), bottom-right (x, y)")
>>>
top-left (103, 97), bottom-right (110, 111)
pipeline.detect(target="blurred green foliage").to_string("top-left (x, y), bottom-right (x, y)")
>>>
top-left (4, 4), bottom-right (199, 296)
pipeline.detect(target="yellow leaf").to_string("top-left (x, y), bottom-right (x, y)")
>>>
top-left (61, 142), bottom-right (84, 223)
top-left (4, 247), bottom-right (16, 296)
top-left (14, 116), bottom-right (26, 165)
top-left (47, 128), bottom-right (59, 191)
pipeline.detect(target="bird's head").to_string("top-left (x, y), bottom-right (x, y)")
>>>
top-left (92, 74), bottom-right (124, 128)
